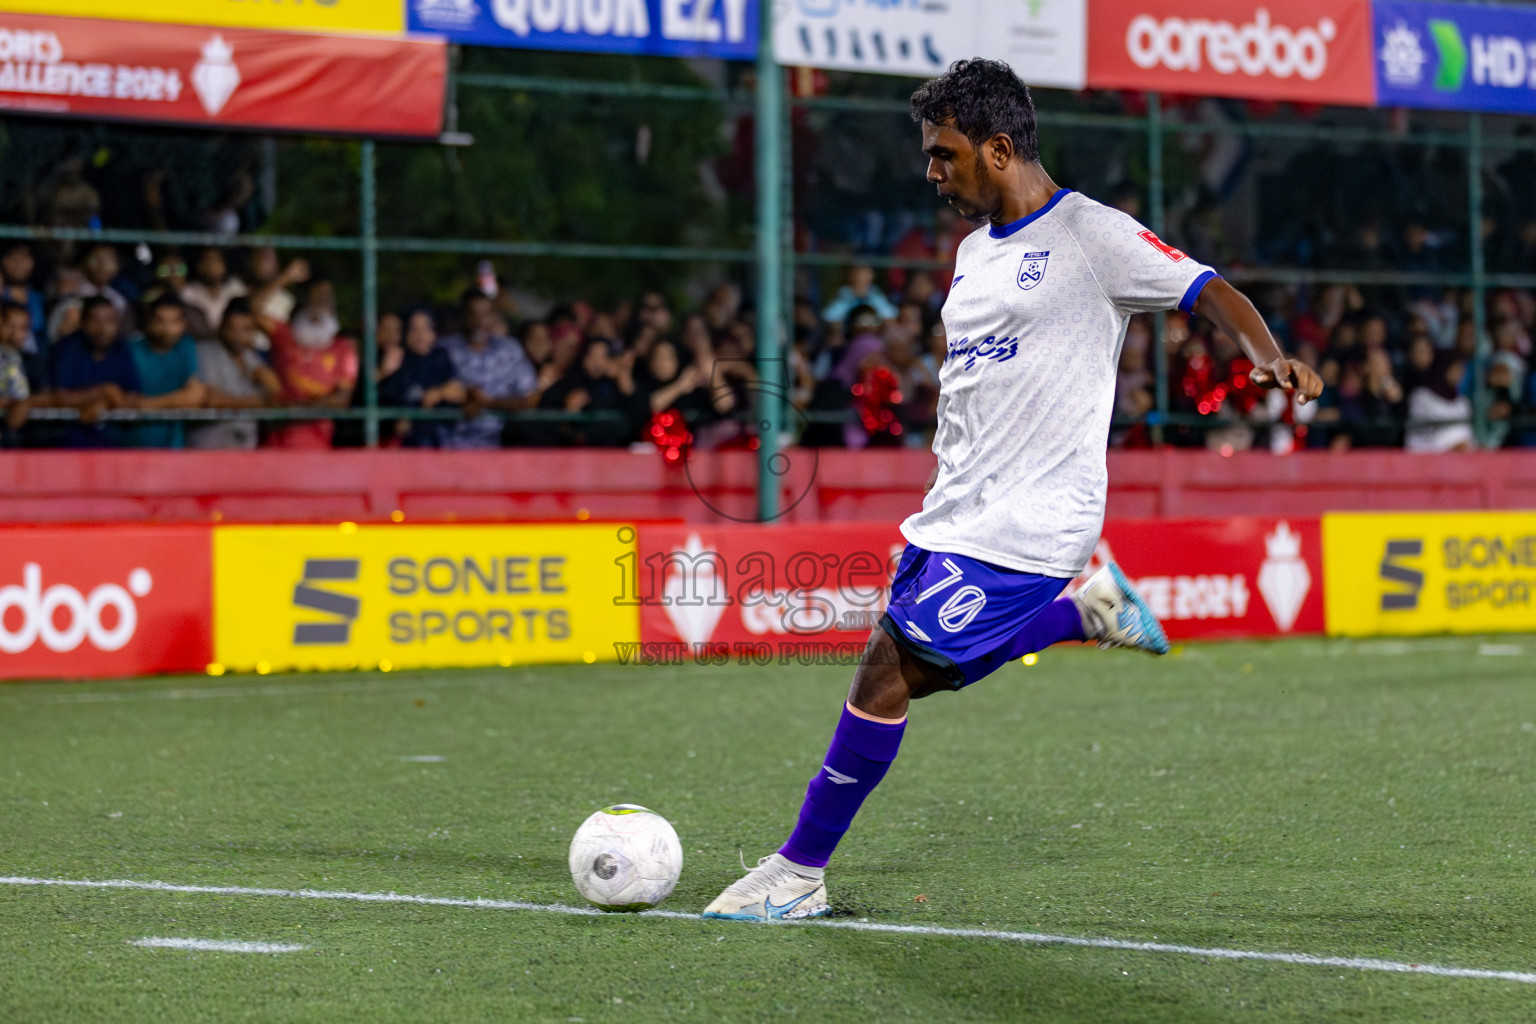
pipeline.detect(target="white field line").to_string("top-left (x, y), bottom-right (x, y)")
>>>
top-left (9, 676), bottom-right (490, 706)
top-left (131, 937), bottom-right (306, 953)
top-left (4, 875), bottom-right (1534, 985)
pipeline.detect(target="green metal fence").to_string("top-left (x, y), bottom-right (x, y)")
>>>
top-left (4, 51), bottom-right (1536, 512)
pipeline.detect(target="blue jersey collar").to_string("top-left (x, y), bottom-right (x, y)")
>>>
top-left (988, 189), bottom-right (1073, 239)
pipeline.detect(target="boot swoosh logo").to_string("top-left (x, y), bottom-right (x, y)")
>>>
top-left (765, 891), bottom-right (815, 916)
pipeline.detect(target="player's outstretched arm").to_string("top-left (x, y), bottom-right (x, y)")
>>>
top-left (1193, 277), bottom-right (1323, 404)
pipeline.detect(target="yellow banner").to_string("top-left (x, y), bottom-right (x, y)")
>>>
top-left (0, 0), bottom-right (403, 35)
top-left (1323, 512), bottom-right (1536, 636)
top-left (213, 524), bottom-right (638, 672)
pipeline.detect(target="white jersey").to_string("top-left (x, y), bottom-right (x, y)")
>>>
top-left (901, 189), bottom-right (1217, 577)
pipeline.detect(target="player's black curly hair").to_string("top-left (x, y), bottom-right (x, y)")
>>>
top-left (909, 58), bottom-right (1039, 163)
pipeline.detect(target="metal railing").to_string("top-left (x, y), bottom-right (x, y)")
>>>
top-left (2, 53), bottom-right (1532, 494)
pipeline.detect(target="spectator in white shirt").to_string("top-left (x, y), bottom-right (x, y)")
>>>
top-left (180, 247), bottom-right (248, 340)
top-left (1405, 354), bottom-right (1474, 453)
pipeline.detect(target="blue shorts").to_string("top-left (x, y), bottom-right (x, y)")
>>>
top-left (879, 543), bottom-right (1072, 688)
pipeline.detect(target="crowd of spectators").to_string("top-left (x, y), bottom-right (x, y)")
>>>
top-left (1114, 281), bottom-right (1536, 453)
top-left (0, 234), bottom-right (1534, 453)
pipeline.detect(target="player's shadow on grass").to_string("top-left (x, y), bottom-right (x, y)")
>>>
top-left (796, 927), bottom-right (1231, 1023)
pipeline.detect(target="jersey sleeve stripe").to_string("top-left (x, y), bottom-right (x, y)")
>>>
top-left (1178, 269), bottom-right (1219, 314)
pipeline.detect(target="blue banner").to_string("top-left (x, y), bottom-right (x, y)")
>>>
top-left (1374, 0), bottom-right (1536, 113)
top-left (408, 0), bottom-right (757, 58)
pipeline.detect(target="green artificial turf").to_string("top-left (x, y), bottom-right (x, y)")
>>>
top-left (3, 636), bottom-right (1536, 1022)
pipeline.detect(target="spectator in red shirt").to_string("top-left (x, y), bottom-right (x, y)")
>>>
top-left (888, 206), bottom-right (965, 295)
top-left (261, 279), bottom-right (358, 448)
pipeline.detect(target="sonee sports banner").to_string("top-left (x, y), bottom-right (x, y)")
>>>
top-left (0, 13), bottom-right (446, 136)
top-left (1323, 512), bottom-right (1536, 636)
top-left (213, 524), bottom-right (638, 673)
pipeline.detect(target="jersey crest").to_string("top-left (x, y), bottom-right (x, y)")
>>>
top-left (1016, 251), bottom-right (1050, 291)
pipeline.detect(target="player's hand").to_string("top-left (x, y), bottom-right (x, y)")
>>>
top-left (1249, 357), bottom-right (1323, 405)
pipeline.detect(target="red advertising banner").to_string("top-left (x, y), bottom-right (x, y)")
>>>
top-left (636, 523), bottom-right (906, 657)
top-left (0, 526), bottom-right (212, 679)
top-left (1088, 517), bottom-right (1325, 640)
top-left (1087, 0), bottom-right (1375, 106)
top-left (636, 517), bottom-right (1324, 656)
top-left (0, 13), bottom-right (446, 136)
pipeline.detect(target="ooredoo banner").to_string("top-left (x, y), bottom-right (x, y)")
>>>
top-left (0, 13), bottom-right (446, 136)
top-left (0, 526), bottom-right (211, 680)
top-left (0, 0), bottom-right (401, 35)
top-left (1323, 512), bottom-right (1536, 636)
top-left (212, 524), bottom-right (638, 672)
top-left (1086, 0), bottom-right (1375, 106)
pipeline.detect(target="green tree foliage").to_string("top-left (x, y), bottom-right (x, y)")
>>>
top-left (267, 50), bottom-right (739, 312)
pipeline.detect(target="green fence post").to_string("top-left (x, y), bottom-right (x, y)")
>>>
top-left (1148, 92), bottom-right (1167, 447)
top-left (1468, 112), bottom-right (1489, 446)
top-left (781, 63), bottom-right (795, 387)
top-left (754, 18), bottom-right (784, 521)
top-left (360, 138), bottom-right (380, 449)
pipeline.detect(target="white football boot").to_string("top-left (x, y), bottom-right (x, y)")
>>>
top-left (1072, 562), bottom-right (1171, 655)
top-left (702, 854), bottom-right (830, 921)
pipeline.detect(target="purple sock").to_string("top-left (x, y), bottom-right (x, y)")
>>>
top-left (1006, 596), bottom-right (1087, 659)
top-left (779, 705), bottom-right (906, 869)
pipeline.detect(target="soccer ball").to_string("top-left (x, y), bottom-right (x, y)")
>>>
top-left (568, 804), bottom-right (683, 911)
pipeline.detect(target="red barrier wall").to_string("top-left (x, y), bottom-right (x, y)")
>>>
top-left (1, 449), bottom-right (1534, 524)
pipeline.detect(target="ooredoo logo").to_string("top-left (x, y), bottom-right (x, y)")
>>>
top-left (1125, 7), bottom-right (1337, 81)
top-left (0, 563), bottom-right (153, 654)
